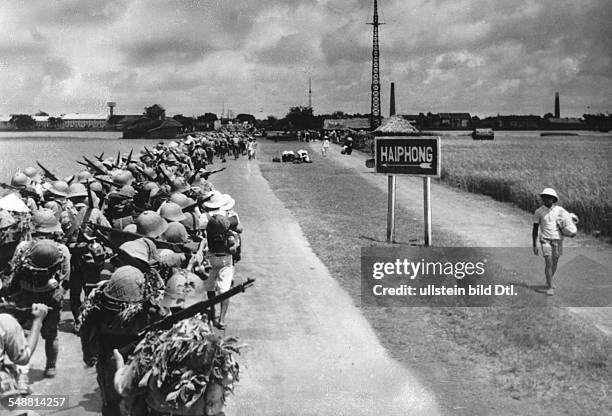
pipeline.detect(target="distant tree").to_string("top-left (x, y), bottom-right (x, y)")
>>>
top-left (35, 110), bottom-right (49, 116)
top-left (10, 114), bottom-right (35, 129)
top-left (48, 117), bottom-right (62, 128)
top-left (285, 106), bottom-right (315, 130)
top-left (173, 114), bottom-right (196, 130)
top-left (331, 111), bottom-right (346, 119)
top-left (199, 113), bottom-right (218, 123)
top-left (543, 112), bottom-right (554, 119)
top-left (236, 113), bottom-right (256, 125)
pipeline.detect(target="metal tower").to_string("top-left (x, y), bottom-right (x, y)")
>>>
top-left (368, 0), bottom-right (383, 129)
top-left (308, 77), bottom-right (312, 108)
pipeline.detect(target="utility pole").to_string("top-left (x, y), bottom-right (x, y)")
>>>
top-left (368, 0), bottom-right (384, 129)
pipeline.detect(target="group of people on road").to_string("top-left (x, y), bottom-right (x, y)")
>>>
top-left (0, 129), bottom-right (255, 415)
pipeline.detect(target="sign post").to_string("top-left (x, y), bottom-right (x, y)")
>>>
top-left (374, 136), bottom-right (440, 246)
top-left (387, 176), bottom-right (396, 242)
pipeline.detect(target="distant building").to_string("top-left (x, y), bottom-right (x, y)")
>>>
top-left (323, 117), bottom-right (371, 131)
top-left (61, 113), bottom-right (107, 129)
top-left (33, 115), bottom-right (50, 129)
top-left (437, 113), bottom-right (471, 129)
top-left (545, 117), bottom-right (584, 130)
top-left (496, 115), bottom-right (542, 130)
top-left (0, 116), bottom-right (11, 129)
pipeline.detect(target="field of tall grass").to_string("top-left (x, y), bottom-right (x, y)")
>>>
top-left (439, 134), bottom-right (612, 238)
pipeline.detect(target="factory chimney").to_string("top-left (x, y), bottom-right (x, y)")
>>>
top-left (554, 92), bottom-right (560, 118)
top-left (389, 82), bottom-right (396, 116)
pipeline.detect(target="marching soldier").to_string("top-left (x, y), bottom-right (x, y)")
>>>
top-left (4, 214), bottom-right (70, 390)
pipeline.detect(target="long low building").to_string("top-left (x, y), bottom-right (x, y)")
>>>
top-left (60, 113), bottom-right (107, 129)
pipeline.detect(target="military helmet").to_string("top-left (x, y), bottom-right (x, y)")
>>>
top-left (169, 193), bottom-right (197, 211)
top-left (136, 210), bottom-right (168, 238)
top-left (76, 170), bottom-right (93, 183)
top-left (119, 239), bottom-right (155, 263)
top-left (179, 212), bottom-right (200, 231)
top-left (170, 177), bottom-right (190, 194)
top-left (162, 222), bottom-right (189, 243)
top-left (10, 172), bottom-right (31, 188)
top-left (47, 180), bottom-right (69, 198)
top-left (89, 181), bottom-right (104, 193)
top-left (112, 170), bottom-right (134, 187)
top-left (23, 167), bottom-right (42, 181)
top-left (0, 209), bottom-right (16, 229)
top-left (160, 269), bottom-right (205, 309)
top-left (67, 182), bottom-right (88, 199)
top-left (28, 240), bottom-right (63, 269)
top-left (119, 185), bottom-right (137, 198)
top-left (159, 202), bottom-right (186, 223)
top-left (32, 208), bottom-right (62, 233)
top-left (143, 167), bottom-right (157, 180)
top-left (142, 181), bottom-right (159, 192)
top-left (103, 265), bottom-right (145, 303)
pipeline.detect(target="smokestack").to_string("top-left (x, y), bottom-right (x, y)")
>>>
top-left (389, 82), bottom-right (396, 116)
top-left (554, 92), bottom-right (560, 118)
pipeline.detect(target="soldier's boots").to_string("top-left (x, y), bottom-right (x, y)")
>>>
top-left (44, 337), bottom-right (59, 378)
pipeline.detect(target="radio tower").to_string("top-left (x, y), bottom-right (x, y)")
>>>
top-left (308, 77), bottom-right (312, 108)
top-left (368, 0), bottom-right (383, 129)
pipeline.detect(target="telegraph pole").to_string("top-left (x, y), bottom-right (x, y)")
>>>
top-left (368, 0), bottom-right (384, 129)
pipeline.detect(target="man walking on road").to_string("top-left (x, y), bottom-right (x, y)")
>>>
top-left (532, 188), bottom-right (569, 296)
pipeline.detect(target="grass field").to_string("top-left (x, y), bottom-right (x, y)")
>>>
top-left (439, 134), bottom-right (612, 238)
top-left (258, 140), bottom-right (612, 415)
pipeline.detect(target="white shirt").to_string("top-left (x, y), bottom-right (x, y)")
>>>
top-left (533, 205), bottom-right (568, 240)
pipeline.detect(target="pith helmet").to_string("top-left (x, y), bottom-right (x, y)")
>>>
top-left (160, 269), bottom-right (205, 309)
top-left (10, 172), bottom-right (31, 188)
top-left (27, 240), bottom-right (63, 269)
top-left (159, 202), bottom-right (186, 223)
top-left (32, 208), bottom-right (62, 233)
top-left (136, 210), bottom-right (168, 238)
top-left (23, 167), bottom-right (42, 182)
top-left (47, 180), bottom-right (69, 198)
top-left (170, 177), bottom-right (190, 194)
top-left (67, 183), bottom-right (88, 199)
top-left (162, 222), bottom-right (189, 243)
top-left (540, 188), bottom-right (559, 202)
top-left (120, 239), bottom-right (155, 263)
top-left (103, 265), bottom-right (145, 303)
top-left (76, 170), bottom-right (93, 183)
top-left (112, 170), bottom-right (134, 187)
top-left (169, 193), bottom-right (197, 211)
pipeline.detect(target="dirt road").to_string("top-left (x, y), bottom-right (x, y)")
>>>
top-left (308, 141), bottom-right (612, 334)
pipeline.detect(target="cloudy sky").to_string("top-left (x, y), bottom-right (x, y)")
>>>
top-left (1, 0), bottom-right (610, 118)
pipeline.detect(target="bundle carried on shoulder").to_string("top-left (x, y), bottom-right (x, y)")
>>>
top-left (125, 315), bottom-right (242, 415)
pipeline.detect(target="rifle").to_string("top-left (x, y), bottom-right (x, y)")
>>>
top-left (92, 229), bottom-right (150, 272)
top-left (93, 176), bottom-right (120, 189)
top-left (95, 152), bottom-right (105, 162)
top-left (116, 150), bottom-right (121, 168)
top-left (200, 167), bottom-right (225, 180)
top-left (36, 161), bottom-right (59, 181)
top-left (157, 166), bottom-right (172, 184)
top-left (0, 182), bottom-right (41, 202)
top-left (125, 148), bottom-right (133, 167)
top-left (89, 223), bottom-right (195, 253)
top-left (119, 278), bottom-right (255, 354)
top-left (82, 156), bottom-right (108, 175)
top-left (144, 146), bottom-right (157, 161)
top-left (0, 301), bottom-right (56, 319)
top-left (134, 165), bottom-right (156, 181)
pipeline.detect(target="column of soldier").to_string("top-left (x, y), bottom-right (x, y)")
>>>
top-left (0, 131), bottom-right (256, 416)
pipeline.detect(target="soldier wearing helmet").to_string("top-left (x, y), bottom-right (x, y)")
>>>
top-left (43, 180), bottom-right (71, 223)
top-left (78, 265), bottom-right (166, 416)
top-left (5, 234), bottom-right (70, 388)
top-left (60, 182), bottom-right (111, 328)
top-left (532, 188), bottom-right (573, 296)
top-left (9, 172), bottom-right (38, 212)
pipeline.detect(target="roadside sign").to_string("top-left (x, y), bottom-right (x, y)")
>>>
top-left (375, 136), bottom-right (440, 177)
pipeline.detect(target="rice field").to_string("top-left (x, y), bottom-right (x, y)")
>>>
top-left (438, 132), bottom-right (612, 238)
